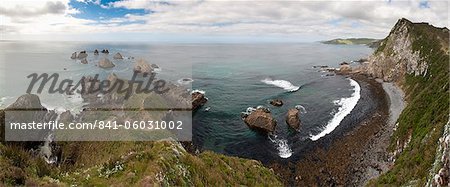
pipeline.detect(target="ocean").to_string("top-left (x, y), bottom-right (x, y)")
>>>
top-left (0, 41), bottom-right (373, 162)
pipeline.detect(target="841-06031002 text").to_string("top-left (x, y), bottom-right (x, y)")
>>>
top-left (9, 120), bottom-right (184, 130)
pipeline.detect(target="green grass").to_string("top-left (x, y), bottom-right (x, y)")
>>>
top-left (0, 141), bottom-right (283, 186)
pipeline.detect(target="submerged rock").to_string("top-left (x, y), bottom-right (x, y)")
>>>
top-left (286, 108), bottom-right (301, 130)
top-left (133, 59), bottom-right (153, 74)
top-left (113, 52), bottom-right (123, 59)
top-left (99, 58), bottom-right (115, 69)
top-left (70, 52), bottom-right (77, 59)
top-left (269, 99), bottom-right (283, 107)
top-left (192, 91), bottom-right (207, 110)
top-left (243, 108), bottom-right (277, 134)
top-left (151, 64), bottom-right (159, 69)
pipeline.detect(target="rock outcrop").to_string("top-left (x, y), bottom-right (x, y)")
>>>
top-left (192, 91), bottom-right (207, 110)
top-left (77, 51), bottom-right (88, 59)
top-left (151, 64), bottom-right (159, 69)
top-left (338, 64), bottom-right (352, 74)
top-left (243, 108), bottom-right (277, 134)
top-left (70, 52), bottom-right (77, 59)
top-left (94, 49), bottom-right (99, 55)
top-left (101, 49), bottom-right (109, 54)
top-left (361, 18), bottom-right (446, 83)
top-left (269, 99), bottom-right (283, 107)
top-left (133, 59), bottom-right (153, 74)
top-left (98, 58), bottom-right (115, 69)
top-left (113, 52), bottom-right (123, 59)
top-left (286, 108), bottom-right (300, 130)
top-left (81, 58), bottom-right (88, 64)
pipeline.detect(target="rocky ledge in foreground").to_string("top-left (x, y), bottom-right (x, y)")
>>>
top-left (242, 107), bottom-right (277, 134)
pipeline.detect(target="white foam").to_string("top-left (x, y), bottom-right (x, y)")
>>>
top-left (261, 78), bottom-right (300, 92)
top-left (269, 135), bottom-right (292, 158)
top-left (295, 105), bottom-right (307, 114)
top-left (177, 78), bottom-right (193, 85)
top-left (191, 89), bottom-right (205, 94)
top-left (310, 78), bottom-right (361, 141)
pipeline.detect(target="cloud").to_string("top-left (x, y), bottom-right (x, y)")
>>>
top-left (1, 0), bottom-right (448, 41)
top-left (0, 1), bottom-right (66, 17)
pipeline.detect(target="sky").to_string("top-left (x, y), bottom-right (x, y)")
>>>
top-left (0, 0), bottom-right (448, 42)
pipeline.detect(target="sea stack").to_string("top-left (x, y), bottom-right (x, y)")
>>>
top-left (133, 59), bottom-right (153, 74)
top-left (243, 108), bottom-right (277, 134)
top-left (77, 51), bottom-right (88, 59)
top-left (98, 58), bottom-right (115, 69)
top-left (113, 52), bottom-right (123, 59)
top-left (70, 52), bottom-right (77, 59)
top-left (286, 108), bottom-right (301, 130)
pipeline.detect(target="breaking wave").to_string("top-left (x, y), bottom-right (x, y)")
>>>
top-left (261, 78), bottom-right (300, 92)
top-left (310, 78), bottom-right (361, 141)
top-left (269, 135), bottom-right (292, 158)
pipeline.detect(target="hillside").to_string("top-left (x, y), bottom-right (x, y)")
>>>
top-left (363, 18), bottom-right (450, 185)
top-left (322, 38), bottom-right (381, 48)
top-left (0, 94), bottom-right (282, 186)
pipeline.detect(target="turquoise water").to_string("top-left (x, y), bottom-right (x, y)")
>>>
top-left (0, 41), bottom-right (373, 161)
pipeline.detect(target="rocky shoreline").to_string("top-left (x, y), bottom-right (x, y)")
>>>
top-left (271, 74), bottom-right (396, 186)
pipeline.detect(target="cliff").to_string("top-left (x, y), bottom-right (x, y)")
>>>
top-left (363, 18), bottom-right (450, 185)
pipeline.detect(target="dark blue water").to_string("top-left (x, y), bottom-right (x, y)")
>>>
top-left (0, 41), bottom-right (373, 161)
top-left (189, 43), bottom-right (373, 161)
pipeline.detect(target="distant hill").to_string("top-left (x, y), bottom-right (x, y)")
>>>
top-left (321, 38), bottom-right (381, 48)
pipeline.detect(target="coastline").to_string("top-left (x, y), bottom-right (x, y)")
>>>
top-left (271, 73), bottom-right (404, 186)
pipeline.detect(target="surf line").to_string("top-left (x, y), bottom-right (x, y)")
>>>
top-left (310, 78), bottom-right (361, 141)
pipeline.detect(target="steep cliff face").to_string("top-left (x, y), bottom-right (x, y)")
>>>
top-left (365, 18), bottom-right (448, 83)
top-left (364, 18), bottom-right (450, 185)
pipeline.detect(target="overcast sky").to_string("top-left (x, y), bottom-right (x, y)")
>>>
top-left (1, 0), bottom-right (448, 42)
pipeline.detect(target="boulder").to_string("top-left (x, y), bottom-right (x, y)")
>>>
top-left (192, 91), bottom-right (207, 110)
top-left (81, 58), bottom-right (88, 64)
top-left (113, 52), bottom-right (123, 59)
top-left (243, 108), bottom-right (277, 134)
top-left (286, 108), bottom-right (301, 130)
top-left (269, 99), bottom-right (283, 107)
top-left (70, 52), bottom-right (77, 59)
top-left (98, 58), bottom-right (115, 69)
top-left (77, 51), bottom-right (88, 59)
top-left (101, 49), bottom-right (109, 54)
top-left (94, 49), bottom-right (99, 55)
top-left (133, 59), bottom-right (153, 74)
top-left (339, 64), bottom-right (352, 74)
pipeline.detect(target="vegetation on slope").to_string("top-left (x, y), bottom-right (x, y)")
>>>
top-left (0, 139), bottom-right (282, 186)
top-left (322, 38), bottom-right (381, 48)
top-left (371, 19), bottom-right (449, 186)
